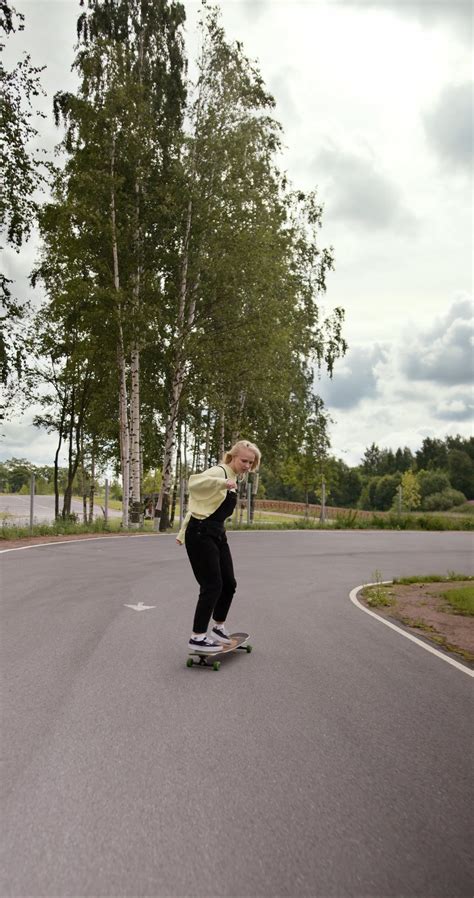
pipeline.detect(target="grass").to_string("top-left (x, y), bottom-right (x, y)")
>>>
top-left (361, 570), bottom-right (394, 608)
top-left (447, 503), bottom-right (474, 517)
top-left (2, 500), bottom-right (474, 540)
top-left (399, 617), bottom-right (437, 632)
top-left (92, 493), bottom-right (123, 512)
top-left (0, 517), bottom-right (158, 540)
top-left (441, 586), bottom-right (474, 616)
top-left (393, 573), bottom-right (474, 584)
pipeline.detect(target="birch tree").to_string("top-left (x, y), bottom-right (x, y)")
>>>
top-left (156, 3), bottom-right (285, 528)
top-left (46, 0), bottom-right (186, 526)
top-left (155, 7), bottom-right (346, 510)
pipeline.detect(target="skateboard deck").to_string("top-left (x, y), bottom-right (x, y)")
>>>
top-left (187, 632), bottom-right (252, 670)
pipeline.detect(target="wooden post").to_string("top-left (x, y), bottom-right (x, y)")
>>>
top-left (29, 473), bottom-right (35, 531)
top-left (104, 478), bottom-right (109, 524)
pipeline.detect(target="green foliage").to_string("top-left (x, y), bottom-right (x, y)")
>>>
top-left (394, 574), bottom-right (473, 584)
top-left (417, 468), bottom-right (451, 501)
top-left (399, 470), bottom-right (421, 510)
top-left (448, 449), bottom-right (474, 499)
top-left (440, 586), bottom-right (474, 616)
top-left (0, 3), bottom-right (49, 247)
top-left (415, 437), bottom-right (449, 471)
top-left (0, 517), bottom-right (123, 540)
top-left (0, 457), bottom-right (93, 495)
top-left (366, 513), bottom-right (474, 532)
top-left (325, 457), bottom-right (362, 507)
top-left (423, 488), bottom-right (467, 511)
top-left (361, 443), bottom-right (413, 476)
top-left (363, 571), bottom-right (393, 607)
top-left (357, 437), bottom-right (474, 512)
top-left (333, 509), bottom-right (360, 528)
top-left (451, 503), bottom-right (474, 516)
top-left (0, 3), bottom-right (50, 400)
top-left (373, 473), bottom-right (401, 511)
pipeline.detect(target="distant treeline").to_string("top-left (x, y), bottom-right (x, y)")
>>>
top-left (2, 435), bottom-right (473, 515)
top-left (260, 435), bottom-right (474, 511)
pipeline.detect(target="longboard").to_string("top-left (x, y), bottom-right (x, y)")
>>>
top-left (186, 632), bottom-right (252, 671)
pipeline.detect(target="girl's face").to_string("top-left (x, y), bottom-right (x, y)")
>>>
top-left (230, 449), bottom-right (256, 476)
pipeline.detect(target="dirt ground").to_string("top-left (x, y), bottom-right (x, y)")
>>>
top-left (361, 580), bottom-right (474, 665)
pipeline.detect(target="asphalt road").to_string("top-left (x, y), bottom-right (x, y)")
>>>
top-left (1, 531), bottom-right (473, 898)
top-left (0, 493), bottom-right (122, 525)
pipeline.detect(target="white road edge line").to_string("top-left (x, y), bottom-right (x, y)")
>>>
top-left (350, 582), bottom-right (474, 678)
top-left (0, 534), bottom-right (162, 554)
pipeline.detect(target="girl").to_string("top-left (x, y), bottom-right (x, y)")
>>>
top-left (177, 440), bottom-right (260, 651)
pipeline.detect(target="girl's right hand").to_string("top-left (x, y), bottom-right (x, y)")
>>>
top-left (225, 479), bottom-right (237, 490)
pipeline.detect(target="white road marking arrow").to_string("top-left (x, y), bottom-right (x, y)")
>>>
top-left (124, 602), bottom-right (156, 611)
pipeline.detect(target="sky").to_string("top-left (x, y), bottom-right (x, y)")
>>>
top-left (2, 0), bottom-right (473, 468)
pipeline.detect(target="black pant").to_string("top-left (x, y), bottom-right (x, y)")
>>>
top-left (185, 518), bottom-right (237, 634)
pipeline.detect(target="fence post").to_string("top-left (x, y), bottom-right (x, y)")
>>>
top-left (397, 484), bottom-right (402, 515)
top-left (104, 478), bottom-right (109, 524)
top-left (246, 478), bottom-right (252, 526)
top-left (320, 478), bottom-right (326, 524)
top-left (30, 473), bottom-right (35, 531)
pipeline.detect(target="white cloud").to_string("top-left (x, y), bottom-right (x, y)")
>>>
top-left (423, 81), bottom-right (473, 172)
top-left (317, 343), bottom-right (388, 408)
top-left (321, 294), bottom-right (474, 464)
top-left (241, 0), bottom-right (269, 22)
top-left (400, 296), bottom-right (473, 385)
top-left (316, 145), bottom-right (416, 231)
top-left (1, 414), bottom-right (64, 466)
top-left (333, 0), bottom-right (473, 43)
top-left (433, 392), bottom-right (474, 422)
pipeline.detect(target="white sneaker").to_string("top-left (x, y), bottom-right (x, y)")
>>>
top-left (211, 625), bottom-right (232, 645)
top-left (188, 635), bottom-right (222, 653)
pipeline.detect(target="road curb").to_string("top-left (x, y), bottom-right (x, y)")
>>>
top-left (349, 582), bottom-right (474, 678)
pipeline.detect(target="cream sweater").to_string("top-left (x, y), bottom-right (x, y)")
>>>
top-left (176, 463), bottom-right (236, 544)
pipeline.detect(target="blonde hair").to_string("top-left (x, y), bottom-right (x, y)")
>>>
top-left (223, 440), bottom-right (261, 471)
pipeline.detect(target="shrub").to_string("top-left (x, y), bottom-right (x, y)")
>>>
top-left (418, 469), bottom-right (451, 499)
top-left (334, 509), bottom-right (360, 528)
top-left (423, 489), bottom-right (467, 511)
top-left (374, 474), bottom-right (401, 511)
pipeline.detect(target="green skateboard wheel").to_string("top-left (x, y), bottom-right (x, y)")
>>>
top-left (212, 661), bottom-right (221, 671)
top-left (186, 657), bottom-right (194, 668)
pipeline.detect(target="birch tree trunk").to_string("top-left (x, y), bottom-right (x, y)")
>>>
top-left (129, 343), bottom-right (141, 526)
top-left (111, 133), bottom-right (130, 529)
top-left (62, 384), bottom-right (75, 519)
top-left (129, 26), bottom-right (144, 528)
top-left (204, 406), bottom-right (211, 468)
top-left (170, 424), bottom-right (181, 526)
top-left (117, 328), bottom-right (130, 529)
top-left (219, 410), bottom-right (225, 459)
top-left (232, 390), bottom-right (247, 444)
top-left (54, 395), bottom-right (67, 520)
top-left (80, 430), bottom-right (87, 523)
top-left (88, 443), bottom-right (95, 524)
top-left (62, 380), bottom-right (89, 520)
top-left (157, 198), bottom-right (195, 530)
